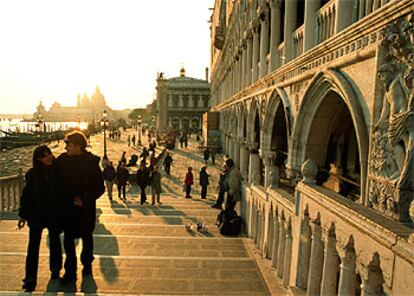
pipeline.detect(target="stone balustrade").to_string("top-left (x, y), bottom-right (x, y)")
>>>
top-left (242, 162), bottom-right (414, 295)
top-left (317, 0), bottom-right (337, 43)
top-left (293, 25), bottom-right (304, 58)
top-left (277, 42), bottom-right (285, 68)
top-left (0, 170), bottom-right (24, 213)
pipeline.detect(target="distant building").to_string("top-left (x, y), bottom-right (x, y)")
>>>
top-left (156, 67), bottom-right (211, 132)
top-left (34, 86), bottom-right (126, 122)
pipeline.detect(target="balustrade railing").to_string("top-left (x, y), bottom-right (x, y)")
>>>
top-left (0, 170), bottom-right (24, 213)
top-left (293, 24), bottom-right (304, 58)
top-left (317, 0), bottom-right (337, 43)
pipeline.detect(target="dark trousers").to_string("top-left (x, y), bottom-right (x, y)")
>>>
top-left (201, 185), bottom-right (207, 199)
top-left (185, 184), bottom-right (192, 198)
top-left (139, 185), bottom-right (147, 203)
top-left (215, 190), bottom-right (225, 207)
top-left (118, 182), bottom-right (126, 198)
top-left (25, 226), bottom-right (62, 283)
top-left (63, 231), bottom-right (94, 276)
top-left (225, 194), bottom-right (237, 212)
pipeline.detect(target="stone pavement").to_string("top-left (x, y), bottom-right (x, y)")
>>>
top-left (0, 131), bottom-right (288, 295)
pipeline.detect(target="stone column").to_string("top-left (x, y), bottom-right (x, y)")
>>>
top-left (306, 220), bottom-right (324, 296)
top-left (269, 0), bottom-right (282, 71)
top-left (252, 21), bottom-right (260, 82)
top-left (229, 136), bottom-right (235, 159)
top-left (337, 244), bottom-right (357, 296)
top-left (266, 212), bottom-right (274, 259)
top-left (335, 0), bottom-right (353, 33)
top-left (259, 6), bottom-right (270, 78)
top-left (248, 142), bottom-right (261, 184)
top-left (320, 229), bottom-right (339, 295)
top-left (240, 142), bottom-right (249, 181)
top-left (234, 138), bottom-right (241, 168)
top-left (262, 151), bottom-right (277, 188)
top-left (283, 0), bottom-right (298, 62)
top-left (256, 210), bottom-right (263, 250)
top-left (271, 214), bottom-right (280, 268)
top-left (240, 43), bottom-right (246, 89)
top-left (246, 30), bottom-right (253, 87)
top-left (303, 0), bottom-right (320, 51)
top-left (168, 94), bottom-right (173, 107)
top-left (277, 215), bottom-right (286, 278)
top-left (179, 94), bottom-right (183, 107)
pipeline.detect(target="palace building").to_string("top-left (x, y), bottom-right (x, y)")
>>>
top-left (210, 0), bottom-right (413, 295)
top-left (155, 67), bottom-right (211, 132)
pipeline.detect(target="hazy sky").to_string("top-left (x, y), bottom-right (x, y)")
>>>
top-left (0, 0), bottom-right (214, 114)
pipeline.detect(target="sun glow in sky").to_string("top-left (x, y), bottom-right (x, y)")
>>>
top-left (0, 0), bottom-right (214, 114)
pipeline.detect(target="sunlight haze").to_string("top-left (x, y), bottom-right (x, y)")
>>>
top-left (0, 0), bottom-right (214, 114)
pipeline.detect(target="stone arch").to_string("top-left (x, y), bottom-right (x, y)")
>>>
top-left (290, 69), bottom-right (369, 203)
top-left (247, 97), bottom-right (262, 146)
top-left (262, 87), bottom-right (293, 152)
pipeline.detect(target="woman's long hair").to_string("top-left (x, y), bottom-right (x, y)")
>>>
top-left (32, 145), bottom-right (54, 174)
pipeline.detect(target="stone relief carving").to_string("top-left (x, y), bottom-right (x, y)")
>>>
top-left (368, 13), bottom-right (414, 222)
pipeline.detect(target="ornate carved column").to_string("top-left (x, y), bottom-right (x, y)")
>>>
top-left (233, 138), bottom-right (241, 168)
top-left (337, 241), bottom-right (357, 295)
top-left (306, 219), bottom-right (324, 296)
top-left (277, 214), bottom-right (286, 278)
top-left (248, 142), bottom-right (261, 184)
top-left (320, 227), bottom-right (339, 295)
top-left (269, 0), bottom-right (282, 71)
top-left (258, 5), bottom-right (270, 78)
top-left (240, 141), bottom-right (249, 181)
top-left (283, 0), bottom-right (298, 62)
top-left (252, 20), bottom-right (260, 82)
top-left (303, 0), bottom-right (320, 51)
top-left (262, 151), bottom-right (278, 188)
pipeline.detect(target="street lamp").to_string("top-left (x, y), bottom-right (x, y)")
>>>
top-left (101, 110), bottom-right (109, 157)
top-left (137, 115), bottom-right (142, 146)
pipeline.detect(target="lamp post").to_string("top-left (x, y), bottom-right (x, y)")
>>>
top-left (137, 115), bottom-right (142, 146)
top-left (101, 110), bottom-right (109, 158)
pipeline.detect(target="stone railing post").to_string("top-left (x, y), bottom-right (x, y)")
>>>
top-left (306, 218), bottom-right (324, 296)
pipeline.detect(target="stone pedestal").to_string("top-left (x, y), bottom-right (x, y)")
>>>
top-left (338, 245), bottom-right (357, 296)
top-left (320, 231), bottom-right (339, 295)
top-left (249, 152), bottom-right (261, 184)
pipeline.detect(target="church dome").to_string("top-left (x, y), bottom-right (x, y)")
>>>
top-left (91, 85), bottom-right (106, 107)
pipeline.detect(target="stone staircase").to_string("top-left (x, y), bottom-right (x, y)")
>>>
top-left (0, 193), bottom-right (272, 295)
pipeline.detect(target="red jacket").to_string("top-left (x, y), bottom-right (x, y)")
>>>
top-left (184, 171), bottom-right (194, 185)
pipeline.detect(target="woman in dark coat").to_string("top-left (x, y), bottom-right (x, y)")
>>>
top-left (18, 145), bottom-right (62, 292)
top-left (199, 166), bottom-right (210, 199)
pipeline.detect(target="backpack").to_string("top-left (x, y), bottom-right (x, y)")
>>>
top-left (217, 209), bottom-right (242, 236)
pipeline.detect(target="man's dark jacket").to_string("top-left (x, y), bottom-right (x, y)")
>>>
top-left (56, 152), bottom-right (104, 237)
top-left (136, 168), bottom-right (149, 188)
top-left (199, 169), bottom-right (209, 186)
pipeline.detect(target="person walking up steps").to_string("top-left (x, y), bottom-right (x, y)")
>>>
top-left (150, 165), bottom-right (162, 205)
top-left (163, 152), bottom-right (173, 175)
top-left (184, 167), bottom-right (194, 199)
top-left (116, 161), bottom-right (129, 200)
top-left (199, 166), bottom-right (209, 199)
top-left (103, 161), bottom-right (117, 201)
top-left (136, 161), bottom-right (150, 204)
top-left (18, 145), bottom-right (62, 292)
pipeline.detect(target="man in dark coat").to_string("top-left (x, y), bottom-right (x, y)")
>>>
top-left (203, 149), bottom-right (210, 164)
top-left (199, 166), bottom-right (209, 199)
top-left (163, 152), bottom-right (173, 175)
top-left (56, 131), bottom-right (104, 283)
top-left (136, 162), bottom-right (150, 204)
top-left (116, 161), bottom-right (129, 200)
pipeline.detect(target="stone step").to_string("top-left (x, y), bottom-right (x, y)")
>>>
top-left (0, 254), bottom-right (269, 295)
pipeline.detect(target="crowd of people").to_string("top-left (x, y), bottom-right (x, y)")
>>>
top-left (17, 129), bottom-right (242, 292)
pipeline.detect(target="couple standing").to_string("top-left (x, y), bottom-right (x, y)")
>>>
top-left (18, 131), bottom-right (104, 292)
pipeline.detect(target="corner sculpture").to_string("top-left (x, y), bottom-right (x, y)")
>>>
top-left (368, 13), bottom-right (414, 222)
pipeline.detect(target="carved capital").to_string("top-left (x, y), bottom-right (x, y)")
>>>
top-left (301, 159), bottom-right (318, 184)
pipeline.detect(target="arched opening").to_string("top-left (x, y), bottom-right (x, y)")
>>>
top-left (270, 101), bottom-right (291, 190)
top-left (306, 90), bottom-right (361, 200)
top-left (253, 111), bottom-right (265, 186)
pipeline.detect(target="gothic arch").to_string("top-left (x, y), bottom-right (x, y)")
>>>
top-left (290, 69), bottom-right (369, 202)
top-left (261, 88), bottom-right (293, 152)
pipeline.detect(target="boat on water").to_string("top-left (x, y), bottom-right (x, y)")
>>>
top-left (0, 130), bottom-right (65, 150)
